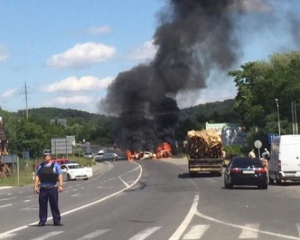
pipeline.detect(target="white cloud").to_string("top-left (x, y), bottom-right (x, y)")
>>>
top-left (2, 89), bottom-right (16, 98)
top-left (50, 95), bottom-right (93, 105)
top-left (43, 76), bottom-right (114, 92)
top-left (241, 0), bottom-right (274, 12)
top-left (46, 42), bottom-right (116, 69)
top-left (128, 40), bottom-right (157, 61)
top-left (86, 25), bottom-right (111, 35)
top-left (0, 44), bottom-right (9, 62)
top-left (194, 89), bottom-right (236, 105)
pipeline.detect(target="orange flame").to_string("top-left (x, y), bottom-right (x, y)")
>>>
top-left (156, 142), bottom-right (172, 159)
top-left (126, 150), bottom-right (133, 161)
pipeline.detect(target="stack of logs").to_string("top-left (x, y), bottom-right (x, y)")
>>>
top-left (187, 129), bottom-right (222, 159)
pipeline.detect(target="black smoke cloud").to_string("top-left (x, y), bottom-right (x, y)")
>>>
top-left (99, 0), bottom-right (299, 151)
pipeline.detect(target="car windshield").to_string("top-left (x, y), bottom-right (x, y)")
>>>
top-left (68, 164), bottom-right (83, 169)
top-left (231, 158), bottom-right (262, 167)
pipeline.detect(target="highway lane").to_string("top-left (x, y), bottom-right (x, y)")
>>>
top-left (0, 159), bottom-right (197, 240)
top-left (166, 158), bottom-right (300, 240)
top-left (2, 158), bottom-right (300, 239)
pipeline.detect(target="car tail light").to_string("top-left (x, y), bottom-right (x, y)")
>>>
top-left (231, 167), bottom-right (242, 173)
top-left (255, 167), bottom-right (266, 174)
top-left (278, 160), bottom-right (281, 171)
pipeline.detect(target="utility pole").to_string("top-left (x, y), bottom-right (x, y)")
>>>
top-left (292, 101), bottom-right (298, 134)
top-left (21, 82), bottom-right (30, 119)
top-left (275, 99), bottom-right (281, 136)
top-left (25, 82), bottom-right (28, 119)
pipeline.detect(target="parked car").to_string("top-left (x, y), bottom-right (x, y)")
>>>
top-left (60, 163), bottom-right (93, 181)
top-left (223, 157), bottom-right (268, 189)
top-left (84, 152), bottom-right (94, 159)
top-left (95, 153), bottom-right (118, 162)
top-left (52, 158), bottom-right (69, 165)
top-left (94, 154), bottom-right (104, 162)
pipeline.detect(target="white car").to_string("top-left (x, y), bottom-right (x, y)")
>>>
top-left (60, 163), bottom-right (93, 181)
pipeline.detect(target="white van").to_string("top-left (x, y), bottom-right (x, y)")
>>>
top-left (269, 135), bottom-right (300, 184)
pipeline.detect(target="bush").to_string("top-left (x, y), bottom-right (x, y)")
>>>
top-left (224, 145), bottom-right (243, 160)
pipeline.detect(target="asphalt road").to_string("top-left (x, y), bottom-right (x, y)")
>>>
top-left (0, 158), bottom-right (300, 239)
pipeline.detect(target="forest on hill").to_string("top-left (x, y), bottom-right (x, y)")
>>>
top-left (0, 99), bottom-right (235, 158)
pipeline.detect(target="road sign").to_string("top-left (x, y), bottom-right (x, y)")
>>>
top-left (254, 140), bottom-right (262, 149)
top-left (51, 138), bottom-right (73, 155)
top-left (268, 133), bottom-right (278, 144)
top-left (254, 140), bottom-right (262, 159)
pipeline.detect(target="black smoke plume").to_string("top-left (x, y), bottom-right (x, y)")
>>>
top-left (102, 0), bottom-right (300, 152)
top-left (100, 0), bottom-right (243, 151)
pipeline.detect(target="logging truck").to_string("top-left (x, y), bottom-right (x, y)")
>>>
top-left (186, 129), bottom-right (223, 177)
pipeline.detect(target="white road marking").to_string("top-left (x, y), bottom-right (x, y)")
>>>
top-left (119, 166), bottom-right (141, 188)
top-left (239, 223), bottom-right (259, 239)
top-left (21, 206), bottom-right (39, 210)
top-left (128, 227), bottom-right (161, 240)
top-left (23, 200), bottom-right (31, 203)
top-left (296, 223), bottom-right (300, 237)
top-left (0, 196), bottom-right (16, 201)
top-left (75, 229), bottom-right (110, 239)
top-left (0, 162), bottom-right (142, 238)
top-left (196, 211), bottom-right (300, 239)
top-left (29, 231), bottom-right (64, 240)
top-left (71, 193), bottom-right (82, 197)
top-left (182, 225), bottom-right (209, 239)
top-left (0, 204), bottom-right (12, 208)
top-left (0, 226), bottom-right (28, 239)
top-left (169, 194), bottom-right (199, 240)
top-left (0, 233), bottom-right (16, 239)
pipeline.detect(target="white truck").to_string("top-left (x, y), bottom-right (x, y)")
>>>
top-left (269, 134), bottom-right (300, 184)
top-left (60, 163), bottom-right (93, 181)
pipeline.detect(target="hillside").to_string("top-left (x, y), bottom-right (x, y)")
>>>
top-left (15, 99), bottom-right (238, 124)
top-left (20, 107), bottom-right (110, 122)
top-left (179, 99), bottom-right (238, 123)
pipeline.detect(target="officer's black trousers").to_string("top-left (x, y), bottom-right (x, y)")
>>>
top-left (39, 187), bottom-right (61, 224)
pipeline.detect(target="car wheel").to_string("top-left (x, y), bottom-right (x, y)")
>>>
top-left (84, 177), bottom-right (88, 180)
top-left (67, 174), bottom-right (71, 181)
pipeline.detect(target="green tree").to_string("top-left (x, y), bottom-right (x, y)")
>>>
top-left (229, 51), bottom-right (300, 149)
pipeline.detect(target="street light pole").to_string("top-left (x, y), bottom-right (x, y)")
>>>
top-left (275, 99), bottom-right (281, 136)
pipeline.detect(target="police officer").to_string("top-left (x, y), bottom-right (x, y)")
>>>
top-left (34, 153), bottom-right (64, 227)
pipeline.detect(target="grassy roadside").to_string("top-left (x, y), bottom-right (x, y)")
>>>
top-left (0, 157), bottom-right (95, 187)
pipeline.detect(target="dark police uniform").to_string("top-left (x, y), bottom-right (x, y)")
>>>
top-left (36, 162), bottom-right (62, 225)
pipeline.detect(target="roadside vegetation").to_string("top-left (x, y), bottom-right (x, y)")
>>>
top-left (0, 156), bottom-right (95, 187)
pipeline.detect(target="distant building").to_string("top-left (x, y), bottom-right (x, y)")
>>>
top-left (50, 118), bottom-right (67, 127)
top-left (205, 122), bottom-right (248, 146)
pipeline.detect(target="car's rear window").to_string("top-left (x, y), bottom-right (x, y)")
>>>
top-left (231, 158), bottom-right (262, 166)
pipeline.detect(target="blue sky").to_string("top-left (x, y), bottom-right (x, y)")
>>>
top-left (0, 0), bottom-right (299, 114)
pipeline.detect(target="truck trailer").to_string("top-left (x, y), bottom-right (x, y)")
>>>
top-left (186, 129), bottom-right (224, 177)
